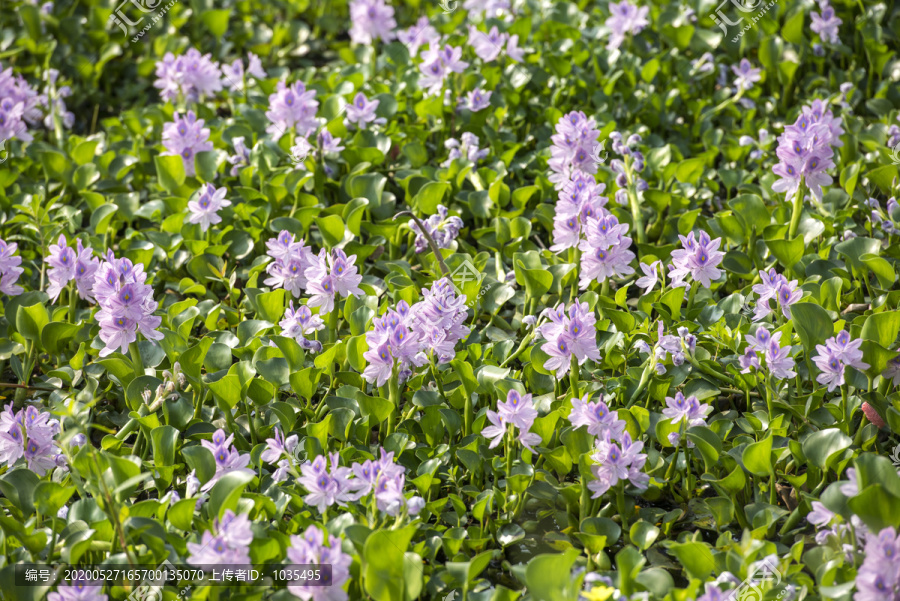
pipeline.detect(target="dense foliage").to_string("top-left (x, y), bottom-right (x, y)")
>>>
top-left (1, 0), bottom-right (900, 600)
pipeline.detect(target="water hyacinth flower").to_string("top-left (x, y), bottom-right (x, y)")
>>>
top-left (222, 53), bottom-right (267, 91)
top-left (349, 0), bottom-right (397, 45)
top-left (265, 80), bottom-right (319, 138)
top-left (667, 231), bottom-right (725, 289)
top-left (854, 527), bottom-right (900, 601)
top-left (161, 111), bottom-right (213, 177)
top-left (199, 429), bottom-right (254, 492)
top-left (772, 98), bottom-right (844, 202)
top-left (578, 214), bottom-right (636, 287)
top-left (731, 59), bottom-right (762, 91)
top-left (344, 92), bottom-right (385, 129)
top-left (0, 62), bottom-right (47, 142)
top-left (811, 0), bottom-right (841, 45)
top-left (47, 581), bottom-right (107, 601)
top-left (587, 431), bottom-right (649, 497)
top-left (536, 302), bottom-right (602, 378)
top-left (409, 204), bottom-right (464, 253)
top-left (442, 132), bottom-right (489, 167)
top-left (287, 526), bottom-right (352, 601)
top-left (548, 111), bottom-right (601, 188)
top-left (0, 403), bottom-right (63, 476)
top-left (187, 509), bottom-right (253, 566)
top-left (882, 355), bottom-right (900, 386)
top-left (568, 394), bottom-right (627, 439)
top-left (605, 1), bottom-right (650, 51)
top-left (396, 16), bottom-right (440, 57)
top-left (153, 48), bottom-right (223, 103)
top-left (261, 427), bottom-right (300, 482)
top-left (468, 25), bottom-right (508, 62)
top-left (46, 234), bottom-right (98, 303)
top-left (279, 302), bottom-right (325, 352)
top-left (227, 136), bottom-right (251, 176)
top-left (263, 231), bottom-right (316, 297)
top-left (304, 249), bottom-right (365, 314)
top-left (752, 268), bottom-right (801, 320)
top-left (635, 260), bottom-right (664, 295)
top-left (187, 184), bottom-right (231, 232)
top-left (298, 453), bottom-right (356, 512)
top-left (739, 327), bottom-right (797, 381)
top-left (550, 172), bottom-right (609, 252)
top-left (458, 87), bottom-right (492, 112)
top-left (93, 252), bottom-right (163, 357)
top-left (481, 390), bottom-right (542, 452)
top-left (813, 330), bottom-right (870, 392)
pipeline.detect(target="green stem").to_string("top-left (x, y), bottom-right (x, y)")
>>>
top-left (569, 354), bottom-right (579, 400)
top-left (617, 484), bottom-right (630, 537)
top-left (787, 179), bottom-right (806, 240)
top-left (625, 167), bottom-right (647, 245)
top-left (129, 341), bottom-right (143, 379)
top-left (68, 282), bottom-right (78, 324)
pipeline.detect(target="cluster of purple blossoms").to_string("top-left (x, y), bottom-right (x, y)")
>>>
top-left (668, 231), bottom-right (725, 289)
top-left (227, 136), bottom-right (251, 176)
top-left (93, 252), bottom-right (162, 357)
top-left (153, 49), bottom-right (223, 103)
top-left (349, 0), bottom-right (396, 45)
top-left (42, 69), bottom-right (74, 131)
top-left (187, 509), bottom-right (253, 567)
top-left (409, 204), bottom-right (464, 253)
top-left (662, 392), bottom-right (712, 447)
top-left (888, 116), bottom-right (900, 149)
top-left (811, 0), bottom-right (842, 45)
top-left (442, 132), bottom-right (489, 167)
top-left (287, 526), bottom-right (352, 601)
top-left (481, 390), bottom-right (542, 452)
top-left (550, 172), bottom-right (609, 253)
top-left (344, 92), bottom-right (386, 130)
top-left (468, 26), bottom-right (524, 63)
top-left (605, 1), bottom-right (650, 51)
top-left (752, 268), bottom-right (802, 320)
top-left (608, 132), bottom-right (648, 206)
top-left (635, 322), bottom-right (696, 375)
top-left (807, 498), bottom-right (868, 554)
top-left (187, 184), bottom-right (231, 232)
top-left (46, 235), bottom-right (98, 303)
top-left (265, 81), bottom-right (319, 139)
top-left (222, 53), bottom-right (266, 91)
top-left (569, 394), bottom-right (626, 440)
top-left (306, 249), bottom-right (365, 314)
top-left (731, 59), bottom-right (762, 91)
top-left (813, 330), bottom-right (870, 392)
top-left (363, 278), bottom-right (470, 386)
top-left (397, 17), bottom-right (440, 57)
top-left (854, 527), bottom-right (900, 601)
top-left (419, 45), bottom-right (469, 97)
top-left (0, 404), bottom-right (63, 476)
top-left (299, 453), bottom-right (356, 512)
top-left (279, 302), bottom-right (325, 353)
top-left (48, 581), bottom-right (107, 601)
top-left (0, 62), bottom-right (46, 142)
top-left (882, 355), bottom-right (900, 387)
top-left (588, 430), bottom-right (649, 497)
top-left (739, 326), bottom-right (797, 381)
top-left (536, 302), bottom-right (602, 378)
top-left (260, 427), bottom-right (299, 483)
top-left (161, 111), bottom-right (213, 178)
top-left (866, 196), bottom-right (900, 237)
top-left (457, 87), bottom-right (492, 113)
top-left (0, 239), bottom-right (24, 297)
top-left (739, 128), bottom-right (771, 161)
top-left (199, 429), bottom-right (254, 492)
top-left (772, 99), bottom-right (844, 202)
top-left (264, 231), bottom-right (316, 298)
top-left (548, 111), bottom-right (601, 189)
top-left (578, 213), bottom-right (636, 287)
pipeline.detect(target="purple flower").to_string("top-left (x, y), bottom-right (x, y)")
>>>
top-left (264, 231), bottom-right (315, 297)
top-left (199, 429), bottom-right (255, 492)
top-left (349, 0), bottom-right (396, 45)
top-left (579, 242), bottom-right (636, 286)
top-left (469, 25), bottom-right (507, 62)
top-left (47, 581), bottom-right (107, 601)
top-left (265, 81), bottom-right (319, 139)
top-left (458, 88), bottom-right (492, 112)
top-left (882, 355), bottom-right (900, 386)
top-left (813, 346), bottom-right (845, 391)
top-left (731, 59), bottom-right (762, 91)
top-left (536, 302), bottom-right (602, 378)
top-left (397, 16), bottom-right (440, 57)
top-left (287, 526), bottom-right (352, 601)
top-left (506, 34), bottom-right (526, 62)
top-left (298, 454), bottom-right (355, 512)
top-left (773, 99), bottom-right (843, 202)
top-left (227, 136), bottom-right (251, 176)
top-left (261, 427), bottom-right (299, 469)
top-left (0, 238), bottom-right (24, 297)
top-left (635, 260), bottom-right (663, 294)
top-left (442, 132), bottom-right (489, 167)
top-left (344, 92), bottom-right (384, 129)
top-left (305, 249), bottom-right (364, 314)
top-left (153, 48), bottom-right (223, 103)
top-left (93, 252), bottom-right (162, 357)
top-left (588, 431), bottom-right (648, 497)
top-left (548, 111), bottom-right (601, 188)
top-left (46, 234), bottom-right (77, 302)
top-left (409, 205), bottom-right (464, 253)
top-left (279, 302), bottom-right (325, 351)
top-left (187, 509), bottom-right (253, 566)
top-left (161, 111), bottom-right (213, 178)
top-left (854, 527), bottom-right (900, 601)
top-left (222, 53), bottom-right (267, 91)
top-left (569, 394), bottom-right (626, 439)
top-left (188, 184), bottom-right (231, 232)
top-left (766, 339), bottom-right (797, 380)
top-left (0, 403), bottom-right (61, 475)
top-left (605, 1), bottom-right (649, 51)
top-left (0, 62), bottom-right (47, 142)
top-left (667, 231), bottom-right (724, 289)
top-left (481, 410), bottom-right (507, 448)
top-left (498, 390), bottom-right (537, 431)
top-left (826, 330), bottom-right (869, 371)
top-left (811, 1), bottom-right (842, 44)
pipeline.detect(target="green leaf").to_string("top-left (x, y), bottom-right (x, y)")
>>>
top-left (16, 303), bottom-right (50, 345)
top-left (790, 303), bottom-right (833, 353)
top-left (728, 194), bottom-right (770, 231)
top-left (674, 158), bottom-right (705, 185)
top-left (414, 182), bottom-right (451, 214)
top-left (861, 311), bottom-right (900, 349)
top-left (201, 8), bottom-right (231, 37)
top-left (848, 484), bottom-right (900, 531)
top-left (167, 497), bottom-right (197, 531)
top-left (802, 428), bottom-right (852, 470)
top-left (861, 253), bottom-right (896, 288)
top-left (524, 548), bottom-right (582, 601)
top-left (208, 470), bottom-right (255, 519)
top-left (315, 215), bottom-right (346, 247)
top-left (155, 155), bottom-right (186, 194)
top-left (765, 236), bottom-right (804, 269)
top-left (364, 526), bottom-right (420, 601)
top-left (0, 469), bottom-right (39, 515)
top-left (41, 321), bottom-right (81, 354)
top-left (667, 541), bottom-right (715, 580)
top-left (742, 434), bottom-right (774, 477)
